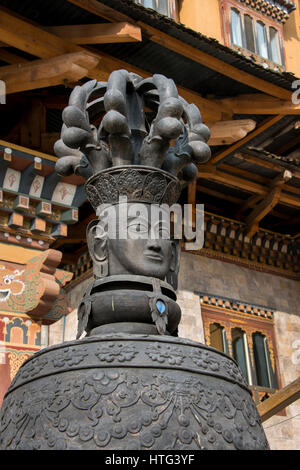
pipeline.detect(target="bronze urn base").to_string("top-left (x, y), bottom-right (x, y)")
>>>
top-left (0, 334), bottom-right (269, 450)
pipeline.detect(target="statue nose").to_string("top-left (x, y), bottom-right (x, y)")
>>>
top-left (146, 239), bottom-right (161, 252)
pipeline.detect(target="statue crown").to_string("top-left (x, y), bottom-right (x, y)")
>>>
top-left (54, 70), bottom-right (211, 208)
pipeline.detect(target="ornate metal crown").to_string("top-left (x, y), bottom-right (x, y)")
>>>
top-left (54, 70), bottom-right (211, 209)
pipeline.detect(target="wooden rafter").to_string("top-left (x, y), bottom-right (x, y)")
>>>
top-left (66, 0), bottom-right (132, 23)
top-left (235, 194), bottom-right (263, 218)
top-left (0, 52), bottom-right (99, 94)
top-left (45, 22), bottom-right (142, 44)
top-left (198, 185), bottom-right (291, 220)
top-left (0, 8), bottom-right (75, 58)
top-left (207, 119), bottom-right (256, 146)
top-left (215, 94), bottom-right (300, 116)
top-left (0, 48), bottom-right (29, 65)
top-left (257, 377), bottom-right (300, 422)
top-left (209, 115), bottom-right (284, 165)
top-left (235, 151), bottom-right (300, 180)
top-left (0, 7), bottom-right (223, 122)
top-left (138, 22), bottom-right (292, 101)
top-left (197, 165), bottom-right (300, 209)
top-left (245, 170), bottom-right (292, 237)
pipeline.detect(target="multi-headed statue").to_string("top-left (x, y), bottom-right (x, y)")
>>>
top-left (54, 70), bottom-right (211, 338)
top-left (0, 71), bottom-right (270, 451)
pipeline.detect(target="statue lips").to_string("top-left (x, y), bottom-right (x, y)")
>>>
top-left (143, 251), bottom-right (164, 262)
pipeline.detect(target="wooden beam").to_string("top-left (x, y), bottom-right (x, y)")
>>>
top-left (0, 48), bottom-right (29, 64)
top-left (188, 179), bottom-right (197, 206)
top-left (246, 187), bottom-right (282, 238)
top-left (236, 151), bottom-right (300, 180)
top-left (0, 7), bottom-right (76, 58)
top-left (197, 185), bottom-right (291, 220)
top-left (197, 165), bottom-right (300, 209)
top-left (215, 93), bottom-right (300, 115)
top-left (235, 194), bottom-right (263, 218)
top-left (218, 163), bottom-right (300, 197)
top-left (245, 170), bottom-right (293, 237)
top-left (218, 163), bottom-right (269, 186)
top-left (208, 119), bottom-right (256, 146)
top-left (276, 134), bottom-right (300, 155)
top-left (0, 52), bottom-right (99, 94)
top-left (138, 22), bottom-right (292, 101)
top-left (45, 22), bottom-right (142, 44)
top-left (66, 0), bottom-right (133, 23)
top-left (0, 8), bottom-right (223, 122)
top-left (88, 50), bottom-right (224, 121)
top-left (210, 115), bottom-right (284, 165)
top-left (257, 377), bottom-right (300, 423)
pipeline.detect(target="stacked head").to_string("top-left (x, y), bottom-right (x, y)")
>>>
top-left (54, 70), bottom-right (211, 337)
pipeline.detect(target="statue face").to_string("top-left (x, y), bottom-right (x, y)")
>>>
top-left (89, 203), bottom-right (178, 280)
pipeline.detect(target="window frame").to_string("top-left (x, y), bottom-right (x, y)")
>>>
top-left (134, 0), bottom-right (179, 21)
top-left (200, 299), bottom-right (283, 411)
top-left (219, 0), bottom-right (286, 69)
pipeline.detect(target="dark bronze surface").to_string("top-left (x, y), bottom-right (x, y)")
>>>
top-left (0, 70), bottom-right (269, 450)
top-left (0, 335), bottom-right (269, 450)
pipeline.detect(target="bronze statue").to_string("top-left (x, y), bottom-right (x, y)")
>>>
top-left (54, 70), bottom-right (210, 339)
top-left (0, 70), bottom-right (270, 451)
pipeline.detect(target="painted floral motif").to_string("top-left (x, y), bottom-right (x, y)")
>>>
top-left (0, 266), bottom-right (25, 304)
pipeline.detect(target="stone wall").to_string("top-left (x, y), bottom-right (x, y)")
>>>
top-left (178, 252), bottom-right (300, 315)
top-left (262, 311), bottom-right (300, 450)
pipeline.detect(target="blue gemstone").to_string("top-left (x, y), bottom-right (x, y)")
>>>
top-left (156, 300), bottom-right (166, 315)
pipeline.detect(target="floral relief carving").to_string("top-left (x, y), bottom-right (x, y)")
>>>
top-left (145, 344), bottom-right (185, 365)
top-left (190, 349), bottom-right (220, 372)
top-left (0, 368), bottom-right (268, 450)
top-left (95, 343), bottom-right (138, 363)
top-left (51, 347), bottom-right (88, 368)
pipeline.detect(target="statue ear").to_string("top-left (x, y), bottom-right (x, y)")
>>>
top-left (166, 240), bottom-right (181, 290)
top-left (87, 219), bottom-right (108, 278)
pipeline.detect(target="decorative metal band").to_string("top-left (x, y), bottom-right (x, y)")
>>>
top-left (7, 335), bottom-right (250, 394)
top-left (85, 166), bottom-right (182, 210)
top-left (0, 335), bottom-right (269, 450)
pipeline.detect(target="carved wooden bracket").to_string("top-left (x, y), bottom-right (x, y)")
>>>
top-left (0, 247), bottom-right (73, 324)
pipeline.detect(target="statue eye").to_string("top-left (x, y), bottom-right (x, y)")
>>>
top-left (128, 223), bottom-right (148, 234)
top-left (158, 228), bottom-right (170, 238)
top-left (4, 278), bottom-right (11, 285)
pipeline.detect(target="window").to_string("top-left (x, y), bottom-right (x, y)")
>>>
top-left (244, 15), bottom-right (255, 53)
top-left (269, 27), bottom-right (282, 65)
top-left (210, 323), bottom-right (228, 353)
top-left (256, 21), bottom-right (269, 59)
top-left (135, 0), bottom-right (178, 20)
top-left (253, 332), bottom-right (278, 388)
top-left (230, 8), bottom-right (243, 48)
top-left (200, 294), bottom-right (282, 407)
top-left (232, 328), bottom-right (252, 385)
top-left (221, 3), bottom-right (285, 68)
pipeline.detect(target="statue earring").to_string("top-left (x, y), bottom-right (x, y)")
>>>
top-left (87, 220), bottom-right (109, 279)
top-left (93, 252), bottom-right (108, 278)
